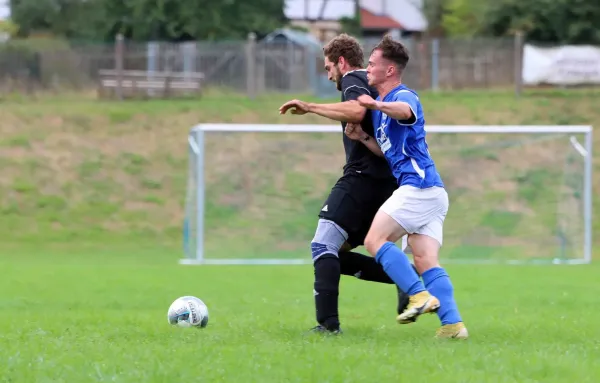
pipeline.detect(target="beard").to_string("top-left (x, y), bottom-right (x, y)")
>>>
top-left (334, 72), bottom-right (342, 91)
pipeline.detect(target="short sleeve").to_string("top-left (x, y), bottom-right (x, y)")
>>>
top-left (392, 90), bottom-right (419, 125)
top-left (341, 73), bottom-right (372, 102)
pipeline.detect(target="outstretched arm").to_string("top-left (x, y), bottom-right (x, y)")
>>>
top-left (279, 99), bottom-right (365, 123)
top-left (279, 73), bottom-right (374, 123)
top-left (357, 94), bottom-right (416, 124)
top-left (307, 101), bottom-right (365, 123)
top-left (374, 101), bottom-right (414, 122)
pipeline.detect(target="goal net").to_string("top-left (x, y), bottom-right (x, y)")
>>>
top-left (182, 124), bottom-right (592, 265)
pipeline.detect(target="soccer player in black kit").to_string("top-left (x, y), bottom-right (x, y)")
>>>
top-left (279, 34), bottom-right (410, 334)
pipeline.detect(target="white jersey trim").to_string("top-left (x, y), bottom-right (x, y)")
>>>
top-left (394, 89), bottom-right (418, 126)
top-left (402, 143), bottom-right (426, 179)
top-left (343, 85), bottom-right (371, 96)
top-left (342, 69), bottom-right (367, 77)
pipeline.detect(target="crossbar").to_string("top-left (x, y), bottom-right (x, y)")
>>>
top-left (99, 69), bottom-right (205, 79)
top-left (192, 124), bottom-right (592, 134)
top-left (101, 80), bottom-right (201, 89)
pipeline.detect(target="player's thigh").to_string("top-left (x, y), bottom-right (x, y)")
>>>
top-left (319, 174), bottom-right (381, 248)
top-left (380, 185), bottom-right (448, 235)
top-left (319, 176), bottom-right (360, 242)
top-left (346, 177), bottom-right (398, 248)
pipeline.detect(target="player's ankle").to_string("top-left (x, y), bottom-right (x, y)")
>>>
top-left (321, 318), bottom-right (340, 331)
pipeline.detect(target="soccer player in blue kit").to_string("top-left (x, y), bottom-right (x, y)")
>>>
top-left (345, 35), bottom-right (468, 339)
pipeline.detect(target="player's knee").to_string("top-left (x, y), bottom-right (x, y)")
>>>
top-left (364, 211), bottom-right (407, 255)
top-left (311, 219), bottom-right (348, 262)
top-left (364, 231), bottom-right (387, 256)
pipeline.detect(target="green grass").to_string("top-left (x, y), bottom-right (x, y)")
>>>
top-left (1, 251), bottom-right (600, 382)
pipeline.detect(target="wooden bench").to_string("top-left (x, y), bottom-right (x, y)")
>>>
top-left (97, 70), bottom-right (205, 99)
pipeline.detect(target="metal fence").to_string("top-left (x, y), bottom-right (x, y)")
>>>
top-left (0, 34), bottom-right (522, 97)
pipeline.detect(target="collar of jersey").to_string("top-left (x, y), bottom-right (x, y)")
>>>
top-left (342, 69), bottom-right (366, 77)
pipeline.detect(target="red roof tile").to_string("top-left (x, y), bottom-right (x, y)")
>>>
top-left (360, 7), bottom-right (403, 29)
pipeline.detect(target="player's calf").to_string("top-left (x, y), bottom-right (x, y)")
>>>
top-left (311, 219), bottom-right (348, 331)
top-left (409, 233), bottom-right (465, 334)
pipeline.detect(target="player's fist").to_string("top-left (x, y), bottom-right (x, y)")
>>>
top-left (357, 94), bottom-right (378, 109)
top-left (279, 99), bottom-right (310, 115)
top-left (344, 123), bottom-right (364, 141)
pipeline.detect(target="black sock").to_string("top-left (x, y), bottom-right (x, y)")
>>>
top-left (339, 251), bottom-right (394, 284)
top-left (314, 254), bottom-right (341, 331)
top-left (339, 251), bottom-right (416, 315)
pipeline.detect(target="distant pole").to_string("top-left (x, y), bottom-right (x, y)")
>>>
top-left (514, 31), bottom-right (524, 98)
top-left (245, 32), bottom-right (257, 99)
top-left (115, 33), bottom-right (124, 101)
top-left (431, 38), bottom-right (439, 92)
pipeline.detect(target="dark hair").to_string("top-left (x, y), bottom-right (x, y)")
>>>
top-left (323, 33), bottom-right (364, 68)
top-left (372, 34), bottom-right (409, 72)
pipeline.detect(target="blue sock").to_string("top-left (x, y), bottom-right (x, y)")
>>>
top-left (422, 267), bottom-right (462, 325)
top-left (375, 242), bottom-right (425, 296)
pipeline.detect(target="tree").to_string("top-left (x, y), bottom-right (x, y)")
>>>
top-left (482, 0), bottom-right (600, 44)
top-left (441, 0), bottom-right (488, 37)
top-left (10, 0), bottom-right (288, 42)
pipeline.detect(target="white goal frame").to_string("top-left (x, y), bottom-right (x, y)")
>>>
top-left (181, 124), bottom-right (593, 265)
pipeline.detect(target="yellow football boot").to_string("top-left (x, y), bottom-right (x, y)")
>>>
top-left (435, 322), bottom-right (469, 339)
top-left (396, 291), bottom-right (440, 324)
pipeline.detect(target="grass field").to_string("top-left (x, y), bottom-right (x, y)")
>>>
top-left (3, 251), bottom-right (600, 382)
top-left (1, 88), bottom-right (600, 381)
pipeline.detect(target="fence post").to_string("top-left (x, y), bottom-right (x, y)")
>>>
top-left (514, 31), bottom-right (524, 98)
top-left (245, 32), bottom-right (257, 99)
top-left (431, 38), bottom-right (439, 92)
top-left (147, 41), bottom-right (159, 97)
top-left (115, 33), bottom-right (124, 101)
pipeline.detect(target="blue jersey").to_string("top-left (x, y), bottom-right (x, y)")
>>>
top-left (373, 84), bottom-right (444, 189)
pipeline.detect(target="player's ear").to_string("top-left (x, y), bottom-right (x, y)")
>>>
top-left (338, 56), bottom-right (345, 68)
top-left (386, 64), bottom-right (395, 77)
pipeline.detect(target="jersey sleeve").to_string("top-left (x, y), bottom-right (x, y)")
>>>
top-left (391, 90), bottom-right (419, 125)
top-left (341, 74), bottom-right (372, 101)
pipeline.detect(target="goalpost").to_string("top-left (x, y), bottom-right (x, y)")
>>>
top-left (181, 124), bottom-right (593, 265)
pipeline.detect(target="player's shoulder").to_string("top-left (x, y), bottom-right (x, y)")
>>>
top-left (342, 70), bottom-right (378, 97)
top-left (391, 86), bottom-right (420, 104)
top-left (341, 70), bottom-right (368, 87)
top-left (342, 69), bottom-right (368, 81)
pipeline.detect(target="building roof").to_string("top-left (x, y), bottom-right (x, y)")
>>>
top-left (262, 28), bottom-right (323, 48)
top-left (284, 0), bottom-right (428, 32)
top-left (360, 0), bottom-right (428, 31)
top-left (284, 0), bottom-right (355, 21)
top-left (360, 8), bottom-right (403, 29)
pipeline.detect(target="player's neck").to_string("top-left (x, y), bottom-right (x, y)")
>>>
top-left (377, 79), bottom-right (403, 100)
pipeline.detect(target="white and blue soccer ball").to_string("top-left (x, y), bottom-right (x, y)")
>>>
top-left (167, 296), bottom-right (209, 328)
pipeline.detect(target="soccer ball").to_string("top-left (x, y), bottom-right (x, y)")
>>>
top-left (167, 296), bottom-right (209, 328)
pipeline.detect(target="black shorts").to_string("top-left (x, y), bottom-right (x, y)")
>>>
top-left (318, 172), bottom-right (398, 249)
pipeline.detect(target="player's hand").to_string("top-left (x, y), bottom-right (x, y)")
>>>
top-left (344, 123), bottom-right (365, 141)
top-left (357, 94), bottom-right (378, 110)
top-left (279, 99), bottom-right (310, 115)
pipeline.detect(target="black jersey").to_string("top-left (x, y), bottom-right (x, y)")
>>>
top-left (340, 70), bottom-right (395, 180)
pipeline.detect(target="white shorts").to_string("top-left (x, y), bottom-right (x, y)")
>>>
top-left (379, 185), bottom-right (449, 250)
